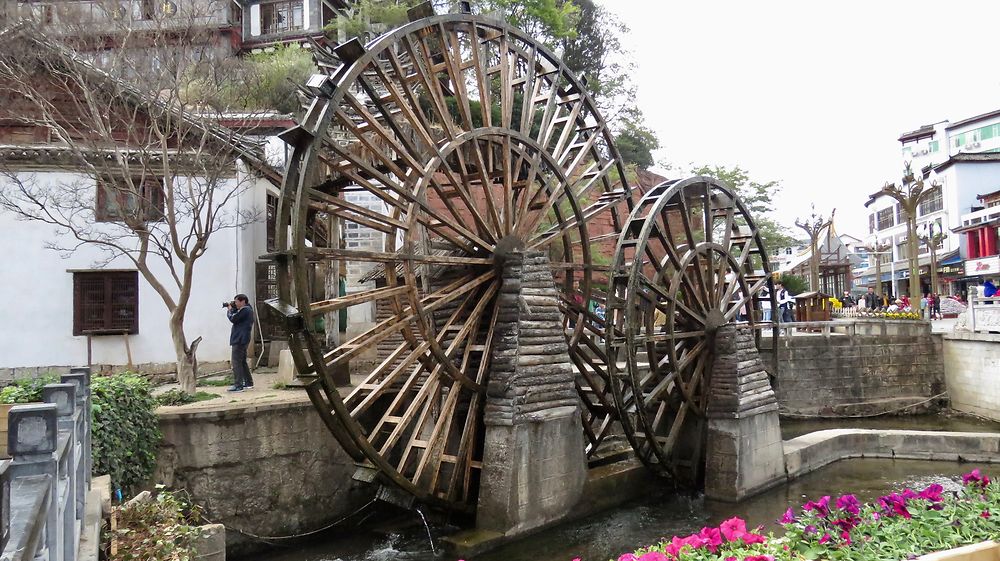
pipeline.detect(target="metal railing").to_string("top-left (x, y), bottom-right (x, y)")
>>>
top-left (967, 292), bottom-right (1000, 333)
top-left (0, 367), bottom-right (92, 561)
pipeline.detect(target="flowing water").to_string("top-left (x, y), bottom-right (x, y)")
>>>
top-left (258, 415), bottom-right (1000, 561)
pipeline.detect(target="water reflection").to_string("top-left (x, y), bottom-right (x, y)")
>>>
top-left (258, 459), bottom-right (994, 561)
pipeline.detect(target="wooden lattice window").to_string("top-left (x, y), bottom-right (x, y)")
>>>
top-left (73, 271), bottom-right (139, 335)
top-left (95, 175), bottom-right (165, 222)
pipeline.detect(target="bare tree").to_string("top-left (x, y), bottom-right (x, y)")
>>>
top-left (865, 163), bottom-right (937, 309)
top-left (794, 205), bottom-right (835, 292)
top-left (0, 5), bottom-right (277, 392)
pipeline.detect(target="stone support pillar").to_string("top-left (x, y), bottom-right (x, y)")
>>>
top-left (704, 325), bottom-right (786, 501)
top-left (476, 251), bottom-right (586, 536)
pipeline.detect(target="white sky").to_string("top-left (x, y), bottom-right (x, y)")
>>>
top-left (598, 0), bottom-right (1000, 239)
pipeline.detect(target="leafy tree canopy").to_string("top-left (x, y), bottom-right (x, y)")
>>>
top-left (616, 122), bottom-right (659, 169)
top-left (690, 164), bottom-right (797, 256)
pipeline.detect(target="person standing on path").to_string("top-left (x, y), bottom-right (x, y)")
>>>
top-left (863, 287), bottom-right (879, 310)
top-left (226, 294), bottom-right (255, 392)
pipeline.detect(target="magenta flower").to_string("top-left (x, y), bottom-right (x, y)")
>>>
top-left (617, 554), bottom-right (637, 561)
top-left (819, 533), bottom-right (831, 545)
top-left (962, 469), bottom-right (990, 488)
top-left (803, 495), bottom-right (831, 517)
top-left (879, 493), bottom-right (912, 519)
top-left (780, 507), bottom-right (796, 524)
top-left (636, 552), bottom-right (667, 561)
top-left (698, 527), bottom-right (722, 553)
top-left (742, 533), bottom-right (767, 545)
top-left (836, 494), bottom-right (861, 515)
top-left (832, 517), bottom-right (858, 532)
top-left (804, 524), bottom-right (817, 535)
top-left (982, 510), bottom-right (991, 519)
top-left (745, 556), bottom-right (775, 561)
top-left (840, 530), bottom-right (852, 545)
top-left (720, 517), bottom-right (748, 542)
top-left (921, 484), bottom-right (943, 500)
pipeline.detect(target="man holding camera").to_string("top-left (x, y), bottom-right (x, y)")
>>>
top-left (225, 294), bottom-right (254, 392)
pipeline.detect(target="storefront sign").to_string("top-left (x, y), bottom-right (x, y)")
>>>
top-left (964, 256), bottom-right (1000, 277)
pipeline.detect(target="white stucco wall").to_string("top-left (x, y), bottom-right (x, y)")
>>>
top-left (942, 333), bottom-right (1000, 422)
top-left (0, 167), bottom-right (268, 370)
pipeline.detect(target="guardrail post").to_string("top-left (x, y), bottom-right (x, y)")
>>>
top-left (8, 403), bottom-right (59, 560)
top-left (44, 383), bottom-right (78, 561)
top-left (67, 367), bottom-right (91, 491)
top-left (61, 371), bottom-right (90, 524)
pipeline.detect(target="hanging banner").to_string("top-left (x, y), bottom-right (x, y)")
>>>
top-left (964, 256), bottom-right (1000, 277)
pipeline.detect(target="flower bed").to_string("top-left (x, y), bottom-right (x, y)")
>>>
top-left (612, 470), bottom-right (997, 561)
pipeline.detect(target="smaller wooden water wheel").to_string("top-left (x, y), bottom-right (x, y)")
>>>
top-left (605, 177), bottom-right (775, 484)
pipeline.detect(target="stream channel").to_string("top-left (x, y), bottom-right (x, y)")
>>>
top-left (258, 414), bottom-right (1000, 561)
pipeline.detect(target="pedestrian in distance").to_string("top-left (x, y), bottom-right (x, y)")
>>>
top-left (775, 282), bottom-right (795, 322)
top-left (920, 293), bottom-right (929, 319)
top-left (225, 294), bottom-right (255, 392)
top-left (840, 290), bottom-right (856, 308)
top-left (863, 287), bottom-right (879, 310)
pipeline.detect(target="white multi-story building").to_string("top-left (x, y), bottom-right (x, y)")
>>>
top-left (858, 109), bottom-right (1000, 297)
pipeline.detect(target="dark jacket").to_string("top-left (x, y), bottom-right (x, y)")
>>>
top-left (863, 292), bottom-right (879, 309)
top-left (228, 305), bottom-right (254, 346)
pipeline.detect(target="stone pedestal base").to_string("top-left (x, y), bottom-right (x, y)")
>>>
top-left (705, 413), bottom-right (785, 501)
top-left (704, 325), bottom-right (786, 501)
top-left (475, 251), bottom-right (586, 536)
top-left (477, 406), bottom-right (586, 535)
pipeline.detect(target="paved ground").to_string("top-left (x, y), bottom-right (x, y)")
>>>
top-left (153, 367), bottom-right (309, 410)
top-left (931, 318), bottom-right (957, 333)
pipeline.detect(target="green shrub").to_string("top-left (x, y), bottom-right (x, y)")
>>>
top-left (92, 373), bottom-right (162, 496)
top-left (156, 389), bottom-right (219, 407)
top-left (0, 374), bottom-right (60, 404)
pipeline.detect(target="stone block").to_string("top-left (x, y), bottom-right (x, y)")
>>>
top-left (9, 403), bottom-right (57, 456)
top-left (276, 349), bottom-right (295, 385)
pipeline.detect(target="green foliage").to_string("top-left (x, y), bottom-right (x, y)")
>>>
top-left (92, 374), bottom-right (162, 496)
top-left (196, 374), bottom-right (233, 387)
top-left (691, 164), bottom-right (797, 255)
top-left (472, 0), bottom-right (580, 44)
top-left (615, 121), bottom-right (660, 169)
top-left (779, 274), bottom-right (809, 295)
top-left (328, 0), bottom-right (421, 40)
top-left (155, 389), bottom-right (219, 407)
top-left (186, 45), bottom-right (315, 113)
top-left (109, 486), bottom-right (204, 561)
top-left (0, 374), bottom-right (60, 404)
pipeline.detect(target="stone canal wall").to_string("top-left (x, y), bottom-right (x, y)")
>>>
top-left (155, 398), bottom-right (373, 557)
top-left (759, 321), bottom-right (945, 417)
top-left (942, 331), bottom-right (1000, 422)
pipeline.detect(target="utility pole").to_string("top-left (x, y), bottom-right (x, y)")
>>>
top-left (795, 205), bottom-right (836, 292)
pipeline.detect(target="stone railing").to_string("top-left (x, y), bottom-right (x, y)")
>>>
top-left (966, 292), bottom-right (1000, 333)
top-left (0, 367), bottom-right (92, 561)
top-left (754, 318), bottom-right (931, 339)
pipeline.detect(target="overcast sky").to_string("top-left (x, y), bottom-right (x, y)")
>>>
top-left (598, 1), bottom-right (1000, 239)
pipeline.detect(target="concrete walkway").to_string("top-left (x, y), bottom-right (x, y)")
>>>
top-left (784, 428), bottom-right (1000, 479)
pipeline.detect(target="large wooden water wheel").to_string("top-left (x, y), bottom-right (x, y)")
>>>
top-left (270, 11), bottom-right (632, 509)
top-left (605, 177), bottom-right (775, 484)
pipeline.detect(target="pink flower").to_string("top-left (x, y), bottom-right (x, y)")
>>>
top-left (982, 510), bottom-right (991, 519)
top-left (780, 507), bottom-right (796, 524)
top-left (617, 554), bottom-right (637, 561)
top-left (918, 484), bottom-right (944, 503)
top-left (745, 556), bottom-right (775, 561)
top-left (819, 533), bottom-right (831, 545)
top-left (720, 517), bottom-right (747, 542)
top-left (840, 530), bottom-right (852, 545)
top-left (803, 496), bottom-right (831, 517)
top-left (836, 494), bottom-right (861, 515)
top-left (698, 527), bottom-right (723, 553)
top-left (962, 469), bottom-right (990, 488)
top-left (637, 552), bottom-right (667, 561)
top-left (742, 533), bottom-right (767, 545)
top-left (725, 558), bottom-right (737, 561)
top-left (572, 558), bottom-right (581, 561)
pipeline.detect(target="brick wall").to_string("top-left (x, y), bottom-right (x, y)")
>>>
top-left (759, 323), bottom-right (945, 417)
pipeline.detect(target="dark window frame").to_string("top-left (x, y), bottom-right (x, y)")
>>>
top-left (876, 207), bottom-right (894, 231)
top-left (72, 271), bottom-right (139, 336)
top-left (259, 0), bottom-right (304, 35)
top-left (95, 175), bottom-right (165, 222)
top-left (919, 186), bottom-right (943, 216)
